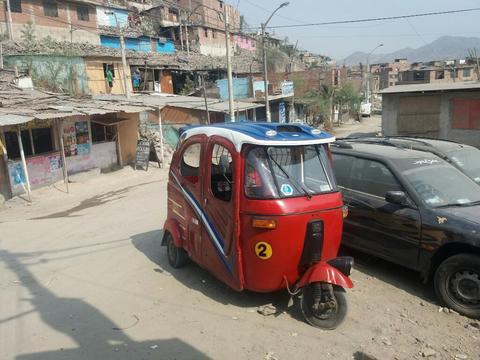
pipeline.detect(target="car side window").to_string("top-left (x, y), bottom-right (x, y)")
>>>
top-left (350, 158), bottom-right (403, 198)
top-left (332, 153), bottom-right (355, 187)
top-left (180, 143), bottom-right (201, 184)
top-left (210, 144), bottom-right (233, 202)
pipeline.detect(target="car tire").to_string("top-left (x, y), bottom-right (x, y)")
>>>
top-left (165, 232), bottom-right (188, 269)
top-left (434, 254), bottom-right (480, 318)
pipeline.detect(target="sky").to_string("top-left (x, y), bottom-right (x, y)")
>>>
top-left (234, 0), bottom-right (480, 59)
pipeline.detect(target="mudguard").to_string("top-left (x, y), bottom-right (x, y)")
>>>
top-left (296, 261), bottom-right (354, 289)
top-left (162, 219), bottom-right (183, 247)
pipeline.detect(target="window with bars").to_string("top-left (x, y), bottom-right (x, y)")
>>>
top-left (77, 5), bottom-right (89, 21)
top-left (7, 0), bottom-right (22, 13)
top-left (43, 0), bottom-right (58, 17)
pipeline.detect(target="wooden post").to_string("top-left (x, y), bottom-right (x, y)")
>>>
top-left (0, 128), bottom-right (12, 196)
top-left (158, 107), bottom-right (165, 168)
top-left (201, 73), bottom-right (210, 124)
top-left (116, 123), bottom-right (123, 167)
top-left (57, 120), bottom-right (69, 193)
top-left (16, 126), bottom-right (32, 202)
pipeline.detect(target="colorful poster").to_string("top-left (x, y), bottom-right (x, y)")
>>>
top-left (63, 123), bottom-right (77, 157)
top-left (75, 121), bottom-right (89, 146)
top-left (279, 102), bottom-right (286, 123)
top-left (10, 163), bottom-right (26, 186)
top-left (77, 143), bottom-right (91, 155)
top-left (48, 155), bottom-right (61, 171)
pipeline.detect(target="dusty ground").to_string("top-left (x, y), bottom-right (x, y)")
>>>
top-left (1, 118), bottom-right (479, 360)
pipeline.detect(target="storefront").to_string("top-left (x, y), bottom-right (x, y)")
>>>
top-left (0, 104), bottom-right (148, 201)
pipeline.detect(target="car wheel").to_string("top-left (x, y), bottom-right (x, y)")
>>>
top-left (434, 254), bottom-right (480, 318)
top-left (165, 232), bottom-right (188, 269)
top-left (300, 283), bottom-right (348, 329)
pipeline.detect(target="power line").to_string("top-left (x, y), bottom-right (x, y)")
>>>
top-left (253, 7), bottom-right (480, 30)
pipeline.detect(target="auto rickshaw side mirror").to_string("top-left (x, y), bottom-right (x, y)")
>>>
top-left (385, 191), bottom-right (407, 206)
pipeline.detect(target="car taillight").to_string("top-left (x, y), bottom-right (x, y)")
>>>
top-left (342, 205), bottom-right (349, 219)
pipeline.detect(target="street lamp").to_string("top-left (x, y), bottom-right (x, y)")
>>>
top-left (365, 43), bottom-right (383, 104)
top-left (262, 2), bottom-right (289, 122)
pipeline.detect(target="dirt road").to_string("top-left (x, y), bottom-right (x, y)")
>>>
top-left (0, 165), bottom-right (479, 359)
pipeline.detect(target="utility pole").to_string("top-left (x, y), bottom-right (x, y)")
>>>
top-left (179, 12), bottom-right (184, 51)
top-left (261, 23), bottom-right (271, 122)
top-left (224, 5), bottom-right (235, 122)
top-left (119, 34), bottom-right (130, 98)
top-left (108, 11), bottom-right (131, 98)
top-left (5, 0), bottom-right (13, 40)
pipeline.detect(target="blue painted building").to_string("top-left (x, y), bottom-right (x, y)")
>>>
top-left (100, 35), bottom-right (175, 54)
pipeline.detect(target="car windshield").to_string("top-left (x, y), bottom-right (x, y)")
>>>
top-left (447, 148), bottom-right (480, 184)
top-left (394, 158), bottom-right (480, 208)
top-left (244, 145), bottom-right (336, 199)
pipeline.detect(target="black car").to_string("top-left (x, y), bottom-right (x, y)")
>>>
top-left (331, 141), bottom-right (480, 318)
top-left (342, 136), bottom-right (480, 185)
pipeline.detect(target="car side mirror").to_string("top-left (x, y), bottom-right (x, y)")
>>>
top-left (385, 191), bottom-right (408, 206)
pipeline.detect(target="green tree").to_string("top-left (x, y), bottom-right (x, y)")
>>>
top-left (21, 21), bottom-right (37, 51)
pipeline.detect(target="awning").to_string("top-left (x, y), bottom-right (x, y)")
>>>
top-left (0, 114), bottom-right (34, 126)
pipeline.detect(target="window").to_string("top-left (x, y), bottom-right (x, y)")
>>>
top-left (332, 153), bottom-right (354, 187)
top-left (91, 122), bottom-right (116, 143)
top-left (435, 71), bottom-right (444, 80)
top-left (103, 63), bottom-right (115, 78)
top-left (31, 128), bottom-right (53, 154)
top-left (413, 71), bottom-right (425, 81)
top-left (180, 143), bottom-right (201, 183)
top-left (7, 0), bottom-right (22, 13)
top-left (463, 68), bottom-right (472, 77)
top-left (43, 0), bottom-right (58, 17)
top-left (349, 158), bottom-right (402, 198)
top-left (77, 5), bottom-right (89, 21)
top-left (204, 28), bottom-right (209, 38)
top-left (219, 0), bottom-right (223, 8)
top-left (212, 30), bottom-right (216, 39)
top-left (4, 127), bottom-right (54, 159)
top-left (210, 145), bottom-right (233, 202)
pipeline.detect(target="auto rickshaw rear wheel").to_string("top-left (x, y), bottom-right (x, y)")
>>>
top-left (300, 282), bottom-right (347, 330)
top-left (165, 232), bottom-right (188, 268)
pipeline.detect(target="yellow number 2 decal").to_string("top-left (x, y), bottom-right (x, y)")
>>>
top-left (255, 242), bottom-right (273, 260)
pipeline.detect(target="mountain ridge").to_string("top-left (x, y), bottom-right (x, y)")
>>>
top-left (341, 36), bottom-right (480, 66)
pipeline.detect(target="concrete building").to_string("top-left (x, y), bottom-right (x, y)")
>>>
top-left (1, 0), bottom-right (101, 44)
top-left (175, 0), bottom-right (240, 57)
top-left (381, 82), bottom-right (480, 148)
top-left (370, 58), bottom-right (410, 90)
top-left (1, 0), bottom-right (177, 54)
top-left (397, 61), bottom-right (478, 85)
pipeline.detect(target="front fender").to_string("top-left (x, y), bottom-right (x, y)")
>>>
top-left (162, 219), bottom-right (182, 247)
top-left (296, 261), bottom-right (354, 289)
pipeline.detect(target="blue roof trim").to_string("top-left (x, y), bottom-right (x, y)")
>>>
top-left (179, 122), bottom-right (334, 143)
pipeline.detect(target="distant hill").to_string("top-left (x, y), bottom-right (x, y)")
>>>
top-left (342, 36), bottom-right (480, 66)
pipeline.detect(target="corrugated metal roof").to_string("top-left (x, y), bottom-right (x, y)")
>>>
top-left (0, 114), bottom-right (34, 126)
top-left (381, 81), bottom-right (480, 94)
top-left (95, 94), bottom-right (263, 113)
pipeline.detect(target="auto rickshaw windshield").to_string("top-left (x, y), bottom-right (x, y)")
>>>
top-left (245, 144), bottom-right (337, 199)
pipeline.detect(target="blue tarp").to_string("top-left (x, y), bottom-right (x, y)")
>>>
top-left (216, 78), bottom-right (250, 101)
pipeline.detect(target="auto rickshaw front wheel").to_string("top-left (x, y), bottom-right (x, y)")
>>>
top-left (300, 283), bottom-right (348, 330)
top-left (165, 232), bottom-right (188, 269)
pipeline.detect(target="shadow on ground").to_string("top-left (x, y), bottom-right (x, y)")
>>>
top-left (340, 246), bottom-right (437, 305)
top-left (131, 229), bottom-right (297, 319)
top-left (30, 181), bottom-right (161, 220)
top-left (0, 249), bottom-right (211, 360)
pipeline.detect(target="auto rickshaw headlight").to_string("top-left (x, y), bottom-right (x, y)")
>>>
top-left (252, 217), bottom-right (277, 230)
top-left (342, 205), bottom-right (349, 219)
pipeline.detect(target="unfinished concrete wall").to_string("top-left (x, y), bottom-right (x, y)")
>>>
top-left (382, 91), bottom-right (480, 147)
top-left (92, 141), bottom-right (117, 170)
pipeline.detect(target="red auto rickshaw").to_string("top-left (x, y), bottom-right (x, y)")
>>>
top-left (162, 122), bottom-right (353, 329)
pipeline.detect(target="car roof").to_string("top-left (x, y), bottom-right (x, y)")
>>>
top-left (344, 136), bottom-right (476, 153)
top-left (331, 141), bottom-right (442, 160)
top-left (179, 122), bottom-right (335, 152)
